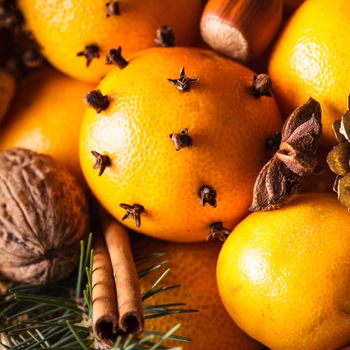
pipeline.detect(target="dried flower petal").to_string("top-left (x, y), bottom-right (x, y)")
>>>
top-left (333, 120), bottom-right (347, 143)
top-left (337, 173), bottom-right (350, 209)
top-left (327, 143), bottom-right (350, 177)
top-left (339, 110), bottom-right (350, 141)
top-left (333, 175), bottom-right (341, 193)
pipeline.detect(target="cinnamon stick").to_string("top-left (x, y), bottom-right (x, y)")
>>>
top-left (92, 233), bottom-right (119, 346)
top-left (101, 211), bottom-right (144, 335)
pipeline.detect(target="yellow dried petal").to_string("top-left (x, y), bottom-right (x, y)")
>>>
top-left (332, 119), bottom-right (347, 143)
top-left (340, 111), bottom-right (350, 141)
top-left (327, 143), bottom-right (350, 176)
top-left (338, 173), bottom-right (350, 209)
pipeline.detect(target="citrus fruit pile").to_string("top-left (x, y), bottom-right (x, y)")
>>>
top-left (1, 0), bottom-right (350, 349)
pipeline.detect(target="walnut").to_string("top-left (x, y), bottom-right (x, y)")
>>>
top-left (0, 148), bottom-right (89, 284)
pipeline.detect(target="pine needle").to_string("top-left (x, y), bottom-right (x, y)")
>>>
top-left (0, 233), bottom-right (197, 350)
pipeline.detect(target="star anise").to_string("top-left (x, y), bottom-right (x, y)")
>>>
top-left (250, 98), bottom-right (322, 211)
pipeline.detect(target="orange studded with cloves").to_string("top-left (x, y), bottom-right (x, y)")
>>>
top-left (79, 47), bottom-right (283, 242)
top-left (18, 0), bottom-right (204, 82)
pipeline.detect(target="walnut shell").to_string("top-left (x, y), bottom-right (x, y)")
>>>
top-left (0, 148), bottom-right (89, 283)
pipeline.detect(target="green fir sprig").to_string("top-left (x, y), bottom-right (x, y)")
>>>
top-left (0, 233), bottom-right (196, 350)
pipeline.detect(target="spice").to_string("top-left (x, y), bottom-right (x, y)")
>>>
top-left (155, 25), bottom-right (175, 47)
top-left (207, 222), bottom-right (230, 241)
top-left (169, 128), bottom-right (192, 150)
top-left (85, 90), bottom-right (110, 113)
top-left (102, 213), bottom-right (144, 335)
top-left (250, 98), bottom-right (322, 211)
top-left (120, 204), bottom-right (144, 229)
top-left (251, 74), bottom-right (272, 97)
top-left (106, 1), bottom-right (120, 17)
top-left (92, 211), bottom-right (144, 347)
top-left (77, 44), bottom-right (100, 67)
top-left (92, 233), bottom-right (119, 347)
top-left (199, 185), bottom-right (217, 208)
top-left (91, 151), bottom-right (111, 176)
top-left (168, 67), bottom-right (199, 92)
top-left (106, 47), bottom-right (128, 69)
top-left (327, 95), bottom-right (350, 210)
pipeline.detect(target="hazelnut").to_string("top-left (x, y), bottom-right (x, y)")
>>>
top-left (200, 0), bottom-right (283, 62)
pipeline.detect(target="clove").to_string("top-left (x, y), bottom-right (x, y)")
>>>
top-left (106, 47), bottom-right (128, 69)
top-left (251, 74), bottom-right (272, 97)
top-left (207, 222), bottom-right (230, 241)
top-left (91, 151), bottom-right (111, 176)
top-left (155, 25), bottom-right (175, 47)
top-left (169, 128), bottom-right (192, 151)
top-left (168, 67), bottom-right (199, 92)
top-left (85, 90), bottom-right (110, 113)
top-left (120, 204), bottom-right (144, 229)
top-left (77, 44), bottom-right (100, 67)
top-left (199, 186), bottom-right (217, 208)
top-left (106, 1), bottom-right (120, 17)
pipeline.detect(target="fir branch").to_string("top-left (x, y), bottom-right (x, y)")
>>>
top-left (0, 233), bottom-right (197, 350)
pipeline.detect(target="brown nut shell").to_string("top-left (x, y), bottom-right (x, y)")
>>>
top-left (0, 148), bottom-right (89, 283)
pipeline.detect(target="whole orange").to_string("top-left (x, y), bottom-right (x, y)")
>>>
top-left (0, 69), bottom-right (94, 182)
top-left (18, 0), bottom-right (203, 83)
top-left (269, 0), bottom-right (350, 146)
top-left (80, 47), bottom-right (283, 242)
top-left (136, 236), bottom-right (262, 350)
top-left (0, 69), bottom-right (15, 124)
top-left (217, 193), bottom-right (350, 350)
